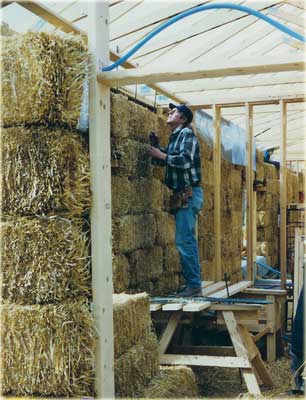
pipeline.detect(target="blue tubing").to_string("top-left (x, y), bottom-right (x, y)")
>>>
top-left (102, 3), bottom-right (305, 71)
top-left (256, 260), bottom-right (281, 276)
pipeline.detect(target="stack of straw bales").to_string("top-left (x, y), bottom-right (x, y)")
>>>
top-left (1, 32), bottom-right (94, 396)
top-left (287, 169), bottom-right (300, 204)
top-left (111, 92), bottom-right (245, 293)
top-left (113, 293), bottom-right (199, 398)
top-left (198, 137), bottom-right (244, 282)
top-left (256, 150), bottom-right (279, 267)
top-left (111, 93), bottom-right (181, 295)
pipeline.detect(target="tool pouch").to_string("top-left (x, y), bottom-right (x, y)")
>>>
top-left (169, 187), bottom-right (193, 212)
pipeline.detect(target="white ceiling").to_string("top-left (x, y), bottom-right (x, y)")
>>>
top-left (1, 0), bottom-right (305, 160)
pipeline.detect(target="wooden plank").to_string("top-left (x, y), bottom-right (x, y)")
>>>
top-left (222, 311), bottom-right (261, 396)
top-left (160, 354), bottom-right (251, 368)
top-left (163, 303), bottom-right (184, 311)
top-left (213, 105), bottom-right (221, 282)
top-left (267, 6), bottom-right (305, 29)
top-left (280, 100), bottom-right (287, 289)
top-left (202, 281), bottom-right (226, 296)
top-left (246, 103), bottom-right (254, 280)
top-left (170, 345), bottom-right (236, 357)
top-left (243, 288), bottom-right (287, 296)
top-left (211, 281), bottom-right (253, 298)
top-left (159, 312), bottom-right (181, 355)
top-left (98, 56), bottom-right (305, 86)
top-left (211, 304), bottom-right (263, 311)
top-left (88, 3), bottom-right (114, 398)
top-left (266, 295), bottom-right (276, 363)
top-left (202, 281), bottom-right (214, 288)
top-left (238, 324), bottom-right (274, 387)
top-left (183, 301), bottom-right (212, 312)
top-left (253, 326), bottom-right (272, 342)
top-left (150, 303), bottom-right (162, 311)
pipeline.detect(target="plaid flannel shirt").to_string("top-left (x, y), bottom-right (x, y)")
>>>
top-left (153, 125), bottom-right (201, 191)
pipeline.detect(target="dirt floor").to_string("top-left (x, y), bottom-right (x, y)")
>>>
top-left (195, 356), bottom-right (296, 399)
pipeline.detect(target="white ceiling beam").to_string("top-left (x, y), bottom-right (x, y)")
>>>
top-left (98, 56), bottom-right (305, 86)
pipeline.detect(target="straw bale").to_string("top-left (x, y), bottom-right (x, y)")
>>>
top-left (229, 270), bottom-right (242, 283)
top-left (1, 32), bottom-right (88, 126)
top-left (256, 164), bottom-right (265, 181)
top-left (1, 126), bottom-right (91, 216)
top-left (266, 179), bottom-right (280, 195)
top-left (198, 134), bottom-right (213, 161)
top-left (221, 188), bottom-right (234, 212)
top-left (113, 254), bottom-right (130, 293)
top-left (132, 178), bottom-right (164, 212)
top-left (201, 260), bottom-right (215, 281)
top-left (229, 169), bottom-right (242, 191)
top-left (1, 216), bottom-right (90, 304)
top-left (112, 139), bottom-right (152, 178)
top-left (257, 192), bottom-right (273, 210)
top-left (113, 214), bottom-right (156, 253)
top-left (256, 241), bottom-right (272, 256)
top-left (1, 299), bottom-right (95, 396)
top-left (128, 101), bottom-right (158, 142)
top-left (163, 185), bottom-right (172, 212)
top-left (128, 246), bottom-right (163, 286)
top-left (298, 171), bottom-right (305, 192)
top-left (114, 332), bottom-right (159, 398)
top-left (198, 210), bottom-right (214, 238)
top-left (256, 149), bottom-right (264, 164)
top-left (113, 293), bottom-right (151, 358)
top-left (201, 160), bottom-right (214, 186)
top-left (202, 184), bottom-right (214, 211)
top-left (199, 235), bottom-right (214, 261)
top-left (264, 163), bottom-right (278, 179)
top-left (256, 211), bottom-right (271, 227)
top-left (110, 92), bottom-right (130, 138)
top-left (152, 272), bottom-right (180, 295)
top-left (112, 176), bottom-right (132, 216)
top-left (163, 245), bottom-right (181, 273)
top-left (152, 164), bottom-right (165, 181)
top-left (155, 211), bottom-right (175, 245)
top-left (257, 227), bottom-right (273, 242)
top-left (141, 366), bottom-right (199, 398)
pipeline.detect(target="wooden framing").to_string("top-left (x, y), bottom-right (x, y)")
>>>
top-left (280, 100), bottom-right (287, 289)
top-left (246, 103), bottom-right (255, 280)
top-left (98, 56), bottom-right (305, 86)
top-left (213, 105), bottom-right (221, 281)
top-left (88, 3), bottom-right (114, 397)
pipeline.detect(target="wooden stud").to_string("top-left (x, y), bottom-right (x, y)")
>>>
top-left (246, 103), bottom-right (254, 281)
top-left (280, 100), bottom-right (287, 289)
top-left (88, 3), bottom-right (114, 398)
top-left (293, 228), bottom-right (304, 317)
top-left (266, 295), bottom-right (276, 363)
top-left (213, 105), bottom-right (221, 281)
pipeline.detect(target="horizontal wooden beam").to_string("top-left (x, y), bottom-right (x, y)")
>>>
top-left (98, 56), bottom-right (305, 86)
top-left (189, 94), bottom-right (305, 109)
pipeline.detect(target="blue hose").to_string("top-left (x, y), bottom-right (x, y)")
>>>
top-left (102, 3), bottom-right (305, 71)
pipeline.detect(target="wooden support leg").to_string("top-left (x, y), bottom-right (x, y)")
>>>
top-left (266, 295), bottom-right (276, 363)
top-left (238, 324), bottom-right (274, 388)
top-left (159, 312), bottom-right (182, 355)
top-left (222, 311), bottom-right (261, 397)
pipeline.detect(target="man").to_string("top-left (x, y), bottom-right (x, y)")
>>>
top-left (263, 147), bottom-right (280, 170)
top-left (148, 103), bottom-right (203, 297)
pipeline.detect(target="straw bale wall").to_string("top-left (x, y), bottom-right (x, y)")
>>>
top-left (256, 150), bottom-right (279, 267)
top-left (287, 169), bottom-right (299, 204)
top-left (1, 32), bottom-right (94, 397)
top-left (197, 138), bottom-right (244, 282)
top-left (111, 93), bottom-right (245, 292)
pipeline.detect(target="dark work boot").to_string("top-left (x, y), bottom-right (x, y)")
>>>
top-left (177, 286), bottom-right (202, 297)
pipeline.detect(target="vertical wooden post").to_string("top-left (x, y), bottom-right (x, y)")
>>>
top-left (213, 105), bottom-right (221, 281)
top-left (246, 103), bottom-right (254, 281)
top-left (88, 2), bottom-right (115, 398)
top-left (280, 100), bottom-right (287, 289)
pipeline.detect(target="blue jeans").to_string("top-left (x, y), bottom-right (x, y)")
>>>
top-left (175, 186), bottom-right (203, 288)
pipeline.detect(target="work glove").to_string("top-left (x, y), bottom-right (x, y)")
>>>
top-left (149, 131), bottom-right (159, 147)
